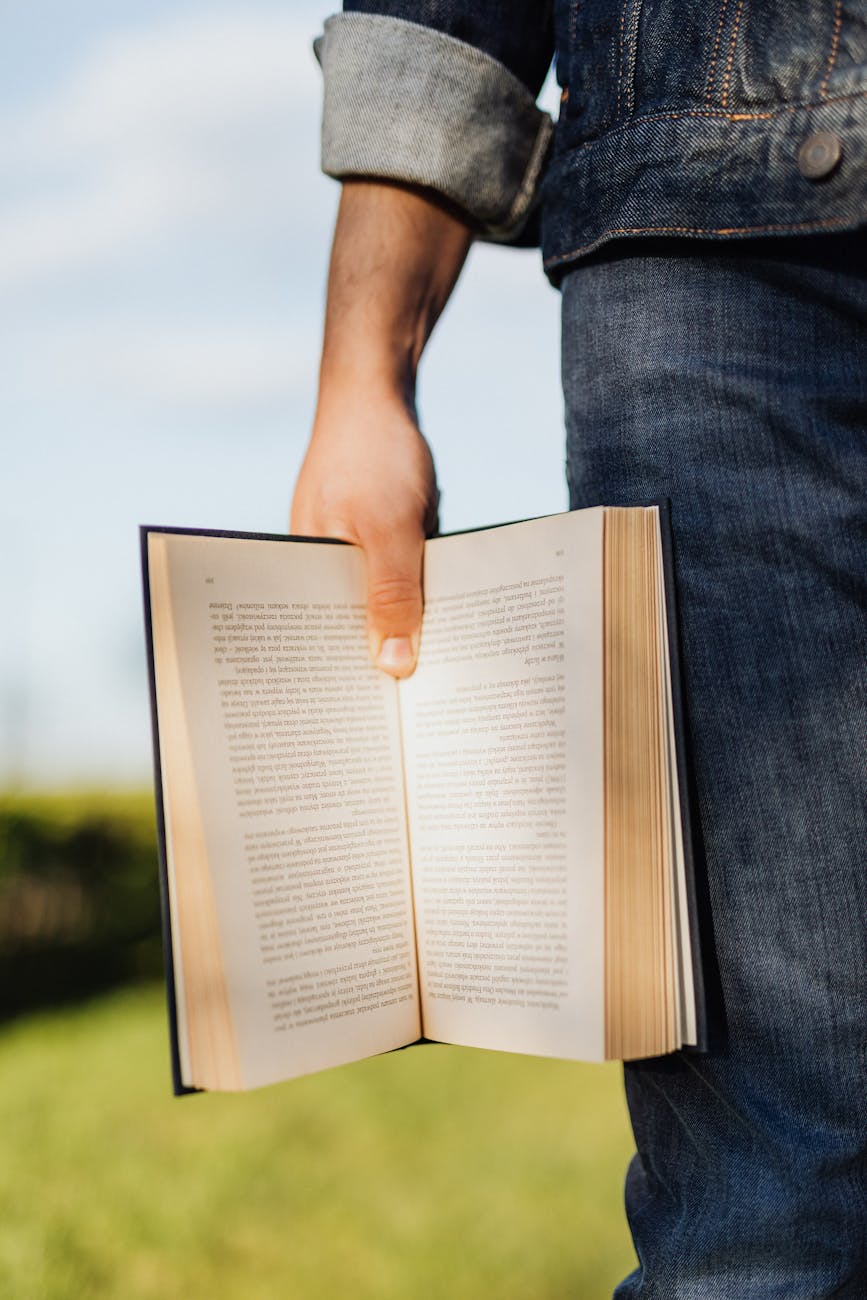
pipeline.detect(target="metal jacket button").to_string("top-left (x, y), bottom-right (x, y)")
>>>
top-left (797, 131), bottom-right (842, 180)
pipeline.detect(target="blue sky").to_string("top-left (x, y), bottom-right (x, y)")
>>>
top-left (1, 1), bottom-right (566, 786)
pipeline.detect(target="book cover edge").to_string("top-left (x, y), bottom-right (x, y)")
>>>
top-left (139, 526), bottom-right (198, 1096)
top-left (655, 500), bottom-right (710, 1053)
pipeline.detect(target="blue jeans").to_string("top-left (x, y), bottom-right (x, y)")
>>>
top-left (561, 234), bottom-right (867, 1298)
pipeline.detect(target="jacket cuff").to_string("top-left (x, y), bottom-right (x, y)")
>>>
top-left (315, 12), bottom-right (552, 240)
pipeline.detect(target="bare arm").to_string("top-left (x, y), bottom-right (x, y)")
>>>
top-left (291, 179), bottom-right (472, 677)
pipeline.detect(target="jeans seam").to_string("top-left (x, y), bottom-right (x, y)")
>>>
top-left (705, 0), bottom-right (733, 106)
top-left (625, 0), bottom-right (645, 119)
top-left (821, 0), bottom-right (845, 100)
top-left (719, 0), bottom-right (747, 109)
top-left (616, 0), bottom-right (629, 120)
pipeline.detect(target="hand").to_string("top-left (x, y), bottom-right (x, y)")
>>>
top-left (290, 389), bottom-right (438, 678)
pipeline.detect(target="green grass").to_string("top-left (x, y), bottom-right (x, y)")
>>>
top-left (0, 788), bottom-right (157, 823)
top-left (0, 985), bottom-right (637, 1300)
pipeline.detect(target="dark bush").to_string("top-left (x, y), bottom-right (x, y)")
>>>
top-left (0, 792), bottom-right (163, 1016)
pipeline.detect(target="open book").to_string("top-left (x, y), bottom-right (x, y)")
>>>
top-left (142, 507), bottom-right (706, 1094)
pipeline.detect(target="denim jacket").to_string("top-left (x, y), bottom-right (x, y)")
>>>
top-left (316, 1), bottom-right (867, 279)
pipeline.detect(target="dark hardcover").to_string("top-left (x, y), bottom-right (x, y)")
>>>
top-left (656, 500), bottom-right (709, 1053)
top-left (140, 526), bottom-right (192, 1095)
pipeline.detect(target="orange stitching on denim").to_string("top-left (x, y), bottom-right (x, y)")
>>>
top-left (705, 0), bottom-right (732, 106)
top-left (720, 0), bottom-right (745, 109)
top-left (821, 0), bottom-right (843, 100)
top-left (562, 85), bottom-right (864, 144)
top-left (544, 213), bottom-right (857, 268)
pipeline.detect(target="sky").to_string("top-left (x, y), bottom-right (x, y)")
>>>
top-left (1, 0), bottom-right (566, 787)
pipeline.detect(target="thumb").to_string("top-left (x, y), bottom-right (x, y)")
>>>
top-left (364, 529), bottom-right (425, 678)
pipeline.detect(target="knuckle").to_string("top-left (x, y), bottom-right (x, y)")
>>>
top-left (368, 575), bottom-right (420, 613)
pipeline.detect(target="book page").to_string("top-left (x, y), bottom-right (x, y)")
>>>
top-left (155, 533), bottom-right (420, 1089)
top-left (399, 512), bottom-right (605, 1061)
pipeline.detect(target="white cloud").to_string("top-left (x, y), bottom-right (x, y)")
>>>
top-left (35, 12), bottom-right (316, 155)
top-left (0, 7), bottom-right (328, 287)
top-left (0, 159), bottom-right (213, 285)
top-left (4, 8), bottom-right (320, 162)
top-left (12, 316), bottom-right (319, 410)
top-left (95, 323), bottom-right (319, 408)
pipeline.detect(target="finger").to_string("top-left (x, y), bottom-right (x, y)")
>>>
top-left (363, 528), bottom-right (425, 678)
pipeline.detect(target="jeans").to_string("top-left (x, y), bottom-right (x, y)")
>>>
top-left (561, 233), bottom-right (867, 1298)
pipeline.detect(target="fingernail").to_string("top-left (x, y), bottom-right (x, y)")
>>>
top-left (376, 636), bottom-right (413, 675)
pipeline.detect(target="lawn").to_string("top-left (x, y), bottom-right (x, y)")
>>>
top-left (0, 984), bottom-right (637, 1299)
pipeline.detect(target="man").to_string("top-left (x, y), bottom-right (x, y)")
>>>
top-left (292, 5), bottom-right (867, 1294)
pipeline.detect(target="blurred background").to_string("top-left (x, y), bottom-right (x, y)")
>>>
top-left (0, 2), bottom-right (636, 1295)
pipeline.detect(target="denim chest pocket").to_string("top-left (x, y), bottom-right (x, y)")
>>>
top-left (554, 0), bottom-right (865, 142)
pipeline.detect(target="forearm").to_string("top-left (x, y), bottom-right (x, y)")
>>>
top-left (292, 180), bottom-right (472, 677)
top-left (316, 179), bottom-right (472, 414)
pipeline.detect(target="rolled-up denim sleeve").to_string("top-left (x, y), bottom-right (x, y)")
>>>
top-left (315, 3), bottom-right (554, 241)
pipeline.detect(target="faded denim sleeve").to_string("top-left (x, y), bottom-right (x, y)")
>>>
top-left (315, 2), bottom-right (555, 241)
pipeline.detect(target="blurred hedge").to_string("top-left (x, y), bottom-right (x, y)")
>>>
top-left (0, 791), bottom-right (162, 1016)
